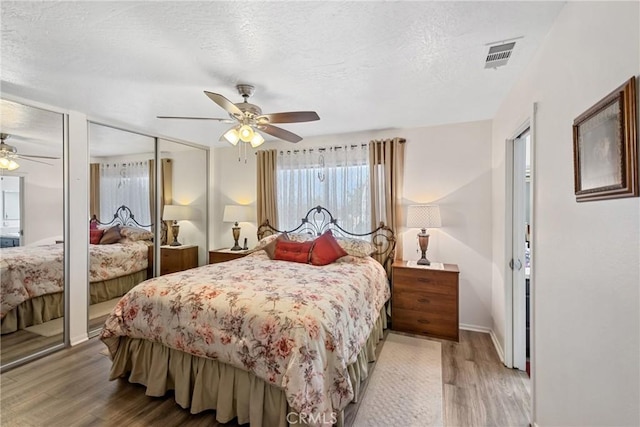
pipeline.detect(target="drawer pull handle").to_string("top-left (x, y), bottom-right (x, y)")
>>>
top-left (417, 278), bottom-right (433, 284)
top-left (417, 298), bottom-right (430, 304)
top-left (418, 319), bottom-right (430, 324)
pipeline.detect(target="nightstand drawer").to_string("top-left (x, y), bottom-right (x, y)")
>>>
top-left (209, 249), bottom-right (250, 264)
top-left (393, 288), bottom-right (456, 313)
top-left (161, 245), bottom-right (198, 275)
top-left (393, 308), bottom-right (458, 340)
top-left (394, 269), bottom-right (457, 296)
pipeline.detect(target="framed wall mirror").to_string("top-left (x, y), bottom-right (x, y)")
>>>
top-left (0, 98), bottom-right (65, 368)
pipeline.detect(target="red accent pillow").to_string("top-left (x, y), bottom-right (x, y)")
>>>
top-left (274, 240), bottom-right (314, 264)
top-left (310, 230), bottom-right (348, 266)
top-left (89, 229), bottom-right (104, 245)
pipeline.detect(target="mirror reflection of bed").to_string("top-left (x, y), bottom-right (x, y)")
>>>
top-left (87, 205), bottom-right (155, 332)
top-left (1, 205), bottom-right (154, 361)
top-left (88, 123), bottom-right (158, 335)
top-left (0, 98), bottom-right (65, 366)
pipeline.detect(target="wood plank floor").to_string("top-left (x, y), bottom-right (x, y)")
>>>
top-left (0, 329), bottom-right (530, 426)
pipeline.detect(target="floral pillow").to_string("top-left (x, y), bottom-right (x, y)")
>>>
top-left (336, 237), bottom-right (375, 257)
top-left (120, 226), bottom-right (154, 242)
top-left (256, 233), bottom-right (280, 248)
top-left (288, 232), bottom-right (316, 242)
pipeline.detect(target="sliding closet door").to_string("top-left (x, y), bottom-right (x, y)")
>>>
top-left (87, 123), bottom-right (156, 334)
top-left (157, 139), bottom-right (208, 273)
top-left (0, 98), bottom-right (65, 368)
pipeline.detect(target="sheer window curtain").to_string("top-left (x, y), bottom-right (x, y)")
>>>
top-left (369, 137), bottom-right (405, 261)
top-left (277, 144), bottom-right (371, 234)
top-left (99, 161), bottom-right (152, 228)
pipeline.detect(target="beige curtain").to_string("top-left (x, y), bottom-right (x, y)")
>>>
top-left (369, 137), bottom-right (406, 260)
top-left (256, 149), bottom-right (278, 228)
top-left (89, 163), bottom-right (100, 219)
top-left (149, 158), bottom-right (173, 244)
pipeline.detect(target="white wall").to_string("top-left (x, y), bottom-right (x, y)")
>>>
top-left (18, 157), bottom-right (64, 245)
top-left (491, 2), bottom-right (639, 426)
top-left (212, 119), bottom-right (494, 329)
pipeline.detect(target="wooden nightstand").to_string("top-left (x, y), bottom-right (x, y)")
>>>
top-left (391, 260), bottom-right (460, 341)
top-left (209, 248), bottom-right (251, 264)
top-left (160, 245), bottom-right (198, 275)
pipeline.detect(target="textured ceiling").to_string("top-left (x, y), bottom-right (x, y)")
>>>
top-left (0, 1), bottom-right (565, 149)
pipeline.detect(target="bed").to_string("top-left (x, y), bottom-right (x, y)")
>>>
top-left (100, 206), bottom-right (396, 426)
top-left (0, 205), bottom-right (154, 334)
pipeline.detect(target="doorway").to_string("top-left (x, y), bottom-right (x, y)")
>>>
top-left (505, 122), bottom-right (533, 373)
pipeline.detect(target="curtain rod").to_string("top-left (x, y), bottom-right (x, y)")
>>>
top-left (279, 143), bottom-right (368, 155)
top-left (254, 138), bottom-right (406, 155)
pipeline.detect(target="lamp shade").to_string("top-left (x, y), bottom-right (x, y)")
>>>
top-left (407, 205), bottom-right (441, 228)
top-left (223, 205), bottom-right (251, 223)
top-left (163, 204), bottom-right (195, 221)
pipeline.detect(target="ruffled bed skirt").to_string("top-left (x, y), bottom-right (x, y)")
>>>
top-left (1, 269), bottom-right (147, 334)
top-left (104, 307), bottom-right (388, 426)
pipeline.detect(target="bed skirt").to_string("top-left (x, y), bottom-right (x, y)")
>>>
top-left (1, 269), bottom-right (147, 334)
top-left (105, 306), bottom-right (388, 426)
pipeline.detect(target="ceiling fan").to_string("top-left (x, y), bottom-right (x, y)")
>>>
top-left (0, 133), bottom-right (60, 170)
top-left (158, 84), bottom-right (320, 146)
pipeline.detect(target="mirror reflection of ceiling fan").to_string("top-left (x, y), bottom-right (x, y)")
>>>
top-left (158, 84), bottom-right (320, 147)
top-left (0, 133), bottom-right (60, 171)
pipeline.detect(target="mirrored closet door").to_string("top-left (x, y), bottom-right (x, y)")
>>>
top-left (0, 98), bottom-right (65, 368)
top-left (87, 123), bottom-right (156, 334)
top-left (157, 138), bottom-right (208, 275)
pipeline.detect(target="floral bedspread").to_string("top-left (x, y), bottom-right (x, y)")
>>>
top-left (1, 241), bottom-right (149, 319)
top-left (101, 251), bottom-right (390, 423)
top-left (88, 240), bottom-right (150, 282)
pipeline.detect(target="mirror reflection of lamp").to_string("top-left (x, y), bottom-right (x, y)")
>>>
top-left (406, 205), bottom-right (442, 265)
top-left (162, 204), bottom-right (195, 246)
top-left (223, 205), bottom-right (251, 251)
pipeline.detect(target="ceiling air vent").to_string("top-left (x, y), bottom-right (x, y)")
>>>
top-left (485, 42), bottom-right (516, 69)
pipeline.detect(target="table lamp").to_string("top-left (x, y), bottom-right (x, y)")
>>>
top-left (406, 204), bottom-right (442, 265)
top-left (223, 205), bottom-right (251, 251)
top-left (163, 204), bottom-right (194, 246)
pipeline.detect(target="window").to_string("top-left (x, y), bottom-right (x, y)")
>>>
top-left (277, 145), bottom-right (370, 234)
top-left (99, 161), bottom-right (151, 228)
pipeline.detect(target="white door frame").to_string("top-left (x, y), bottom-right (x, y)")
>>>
top-left (504, 103), bottom-right (537, 372)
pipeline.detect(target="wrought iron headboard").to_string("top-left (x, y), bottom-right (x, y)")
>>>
top-left (257, 206), bottom-right (396, 277)
top-left (90, 205), bottom-right (152, 229)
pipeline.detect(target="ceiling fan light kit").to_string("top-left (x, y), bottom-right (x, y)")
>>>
top-left (158, 84), bottom-right (319, 152)
top-left (0, 133), bottom-right (59, 170)
top-left (0, 157), bottom-right (19, 171)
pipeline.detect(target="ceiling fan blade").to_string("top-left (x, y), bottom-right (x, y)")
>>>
top-left (16, 156), bottom-right (53, 166)
top-left (257, 111), bottom-right (320, 124)
top-left (157, 116), bottom-right (235, 123)
top-left (204, 91), bottom-right (244, 118)
top-left (258, 124), bottom-right (303, 143)
top-left (19, 154), bottom-right (60, 160)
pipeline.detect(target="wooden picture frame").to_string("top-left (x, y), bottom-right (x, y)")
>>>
top-left (573, 77), bottom-right (638, 202)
